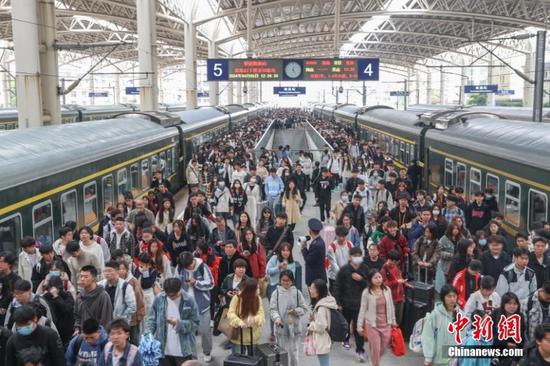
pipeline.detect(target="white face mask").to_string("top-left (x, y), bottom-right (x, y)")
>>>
top-left (351, 256), bottom-right (363, 265)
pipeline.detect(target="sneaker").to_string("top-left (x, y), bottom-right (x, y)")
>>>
top-left (204, 354), bottom-right (212, 363)
top-left (343, 340), bottom-right (351, 350)
top-left (357, 352), bottom-right (365, 363)
top-left (269, 335), bottom-right (276, 342)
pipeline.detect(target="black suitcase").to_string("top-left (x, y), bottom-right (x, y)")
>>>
top-left (402, 298), bottom-right (431, 340)
top-left (255, 342), bottom-right (289, 366)
top-left (224, 328), bottom-right (263, 366)
top-left (405, 267), bottom-right (435, 307)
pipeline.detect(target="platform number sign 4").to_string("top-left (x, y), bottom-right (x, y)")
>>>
top-left (207, 59), bottom-right (229, 81)
top-left (357, 58), bottom-right (380, 81)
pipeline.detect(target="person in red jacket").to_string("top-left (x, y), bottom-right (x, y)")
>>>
top-left (238, 228), bottom-right (267, 279)
top-left (452, 259), bottom-right (482, 308)
top-left (381, 250), bottom-right (407, 326)
top-left (379, 220), bottom-right (410, 269)
top-left (195, 240), bottom-right (221, 319)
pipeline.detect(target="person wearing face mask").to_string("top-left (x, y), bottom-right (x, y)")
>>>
top-left (332, 247), bottom-right (368, 360)
top-left (431, 205), bottom-right (448, 239)
top-left (6, 305), bottom-right (65, 366)
top-left (212, 180), bottom-right (231, 222)
top-left (244, 175), bottom-right (261, 225)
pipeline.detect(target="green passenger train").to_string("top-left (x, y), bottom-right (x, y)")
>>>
top-left (314, 103), bottom-right (550, 236)
top-left (0, 104), bottom-right (263, 253)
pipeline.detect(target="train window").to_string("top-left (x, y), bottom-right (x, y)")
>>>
top-left (486, 174), bottom-right (500, 200)
top-left (0, 214), bottom-right (22, 253)
top-left (102, 175), bottom-right (114, 212)
top-left (172, 147), bottom-right (177, 173)
top-left (60, 190), bottom-right (78, 225)
top-left (410, 145), bottom-right (415, 163)
top-left (456, 163), bottom-right (466, 190)
top-left (469, 168), bottom-right (481, 201)
top-left (444, 159), bottom-right (454, 189)
top-left (405, 144), bottom-right (410, 165)
top-left (141, 159), bottom-right (150, 190)
top-left (505, 181), bottom-right (521, 227)
top-left (159, 151), bottom-right (167, 174)
top-left (83, 182), bottom-right (98, 226)
top-left (393, 140), bottom-right (399, 158)
top-left (529, 190), bottom-right (548, 229)
top-left (33, 201), bottom-right (53, 246)
top-left (151, 154), bottom-right (159, 175)
top-left (117, 169), bottom-right (128, 203)
top-left (129, 164), bottom-right (139, 198)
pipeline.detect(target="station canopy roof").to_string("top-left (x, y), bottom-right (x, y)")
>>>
top-left (0, 0), bottom-right (548, 73)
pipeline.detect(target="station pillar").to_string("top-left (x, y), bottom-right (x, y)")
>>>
top-left (439, 65), bottom-right (445, 104)
top-left (184, 22), bottom-right (198, 110)
top-left (208, 41), bottom-right (220, 106)
top-left (137, 0), bottom-right (158, 111)
top-left (227, 82), bottom-right (233, 104)
top-left (426, 71), bottom-right (432, 104)
top-left (524, 51), bottom-right (535, 108)
top-left (487, 54), bottom-right (496, 107)
top-left (12, 0), bottom-right (61, 128)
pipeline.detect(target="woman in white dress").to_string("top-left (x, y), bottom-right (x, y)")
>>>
top-left (244, 177), bottom-right (262, 225)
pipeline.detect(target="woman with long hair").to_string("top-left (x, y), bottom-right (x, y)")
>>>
top-left (147, 239), bottom-right (172, 282)
top-left (435, 222), bottom-right (464, 292)
top-left (307, 279), bottom-right (337, 366)
top-left (165, 219), bottom-right (191, 268)
top-left (200, 162), bottom-right (212, 196)
top-left (235, 212), bottom-right (252, 244)
top-left (340, 154), bottom-right (353, 189)
top-left (187, 215), bottom-right (209, 252)
top-left (256, 207), bottom-right (274, 243)
top-left (421, 284), bottom-right (466, 366)
top-left (357, 269), bottom-right (397, 366)
top-left (433, 185), bottom-right (447, 209)
top-left (227, 277), bottom-right (265, 355)
top-left (452, 215), bottom-right (472, 239)
top-left (244, 176), bottom-right (262, 225)
top-left (238, 228), bottom-right (266, 280)
top-left (230, 179), bottom-right (248, 227)
top-left (282, 180), bottom-right (302, 231)
top-left (490, 292), bottom-right (525, 366)
top-left (412, 224), bottom-right (441, 282)
top-left (431, 205), bottom-right (448, 239)
top-left (155, 198), bottom-right (174, 234)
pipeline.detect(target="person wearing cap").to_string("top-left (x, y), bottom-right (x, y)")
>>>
top-left (389, 192), bottom-right (416, 230)
top-left (442, 194), bottom-right (465, 224)
top-left (0, 251), bottom-right (20, 324)
top-left (301, 219), bottom-right (327, 286)
top-left (31, 245), bottom-right (70, 292)
top-left (18, 236), bottom-right (41, 283)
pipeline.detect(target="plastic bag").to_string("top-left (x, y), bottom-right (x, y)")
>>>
top-left (303, 334), bottom-right (316, 356)
top-left (391, 327), bottom-right (406, 357)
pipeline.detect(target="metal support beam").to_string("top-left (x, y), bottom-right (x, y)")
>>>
top-left (246, 0), bottom-right (252, 57)
top-left (12, 0), bottom-right (44, 128)
top-left (236, 81), bottom-right (242, 104)
top-left (487, 53), bottom-right (495, 106)
top-left (334, 0), bottom-right (340, 57)
top-left (137, 0), bottom-right (158, 111)
top-left (185, 21), bottom-right (197, 109)
top-left (533, 30), bottom-right (546, 122)
top-left (426, 69), bottom-right (432, 103)
top-left (439, 65), bottom-right (445, 104)
top-left (38, 0), bottom-right (61, 125)
top-left (227, 81), bottom-right (233, 104)
top-left (362, 81), bottom-right (367, 106)
top-left (208, 41), bottom-right (220, 106)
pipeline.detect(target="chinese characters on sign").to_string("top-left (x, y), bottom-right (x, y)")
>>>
top-left (303, 59), bottom-right (357, 80)
top-left (448, 314), bottom-right (522, 344)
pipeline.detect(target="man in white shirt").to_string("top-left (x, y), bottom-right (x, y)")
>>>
top-left (18, 237), bottom-right (41, 282)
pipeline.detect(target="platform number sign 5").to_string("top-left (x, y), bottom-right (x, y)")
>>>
top-left (207, 59), bottom-right (229, 81)
top-left (357, 58), bottom-right (380, 81)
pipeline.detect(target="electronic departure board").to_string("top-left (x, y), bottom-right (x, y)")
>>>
top-left (206, 58), bottom-right (379, 81)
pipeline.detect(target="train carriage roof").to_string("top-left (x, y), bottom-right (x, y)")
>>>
top-left (426, 118), bottom-right (550, 171)
top-left (173, 106), bottom-right (228, 125)
top-left (358, 108), bottom-right (423, 138)
top-left (0, 118), bottom-right (176, 191)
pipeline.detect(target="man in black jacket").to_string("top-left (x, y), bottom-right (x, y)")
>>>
top-left (345, 169), bottom-right (361, 199)
top-left (6, 305), bottom-right (64, 366)
top-left (0, 252), bottom-right (20, 325)
top-left (301, 219), bottom-right (326, 286)
top-left (210, 217), bottom-right (237, 255)
top-left (520, 323), bottom-right (550, 366)
top-left (333, 247), bottom-right (368, 358)
top-left (342, 196), bottom-right (366, 235)
top-left (290, 163), bottom-right (308, 211)
top-left (465, 191), bottom-right (492, 234)
top-left (480, 235), bottom-right (512, 281)
top-left (317, 169), bottom-right (334, 223)
top-left (264, 213), bottom-right (294, 255)
top-left (30, 245), bottom-right (69, 292)
top-left (217, 240), bottom-right (252, 289)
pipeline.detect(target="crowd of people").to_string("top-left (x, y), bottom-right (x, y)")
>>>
top-left (0, 108), bottom-right (549, 366)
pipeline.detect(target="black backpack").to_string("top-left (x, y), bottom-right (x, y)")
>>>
top-left (319, 306), bottom-right (348, 342)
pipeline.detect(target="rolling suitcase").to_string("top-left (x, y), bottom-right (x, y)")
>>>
top-left (255, 342), bottom-right (289, 366)
top-left (402, 267), bottom-right (434, 340)
top-left (224, 328), bottom-right (263, 366)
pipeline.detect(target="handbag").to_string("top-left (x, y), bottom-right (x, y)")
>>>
top-left (391, 327), bottom-right (406, 356)
top-left (258, 277), bottom-right (269, 298)
top-left (303, 334), bottom-right (316, 356)
top-left (217, 308), bottom-right (238, 340)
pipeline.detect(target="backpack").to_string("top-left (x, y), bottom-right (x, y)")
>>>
top-left (409, 316), bottom-right (428, 353)
top-left (324, 241), bottom-right (353, 270)
top-left (325, 307), bottom-right (348, 342)
top-left (104, 342), bottom-right (138, 365)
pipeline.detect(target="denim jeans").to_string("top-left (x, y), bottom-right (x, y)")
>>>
top-left (317, 353), bottom-right (330, 366)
